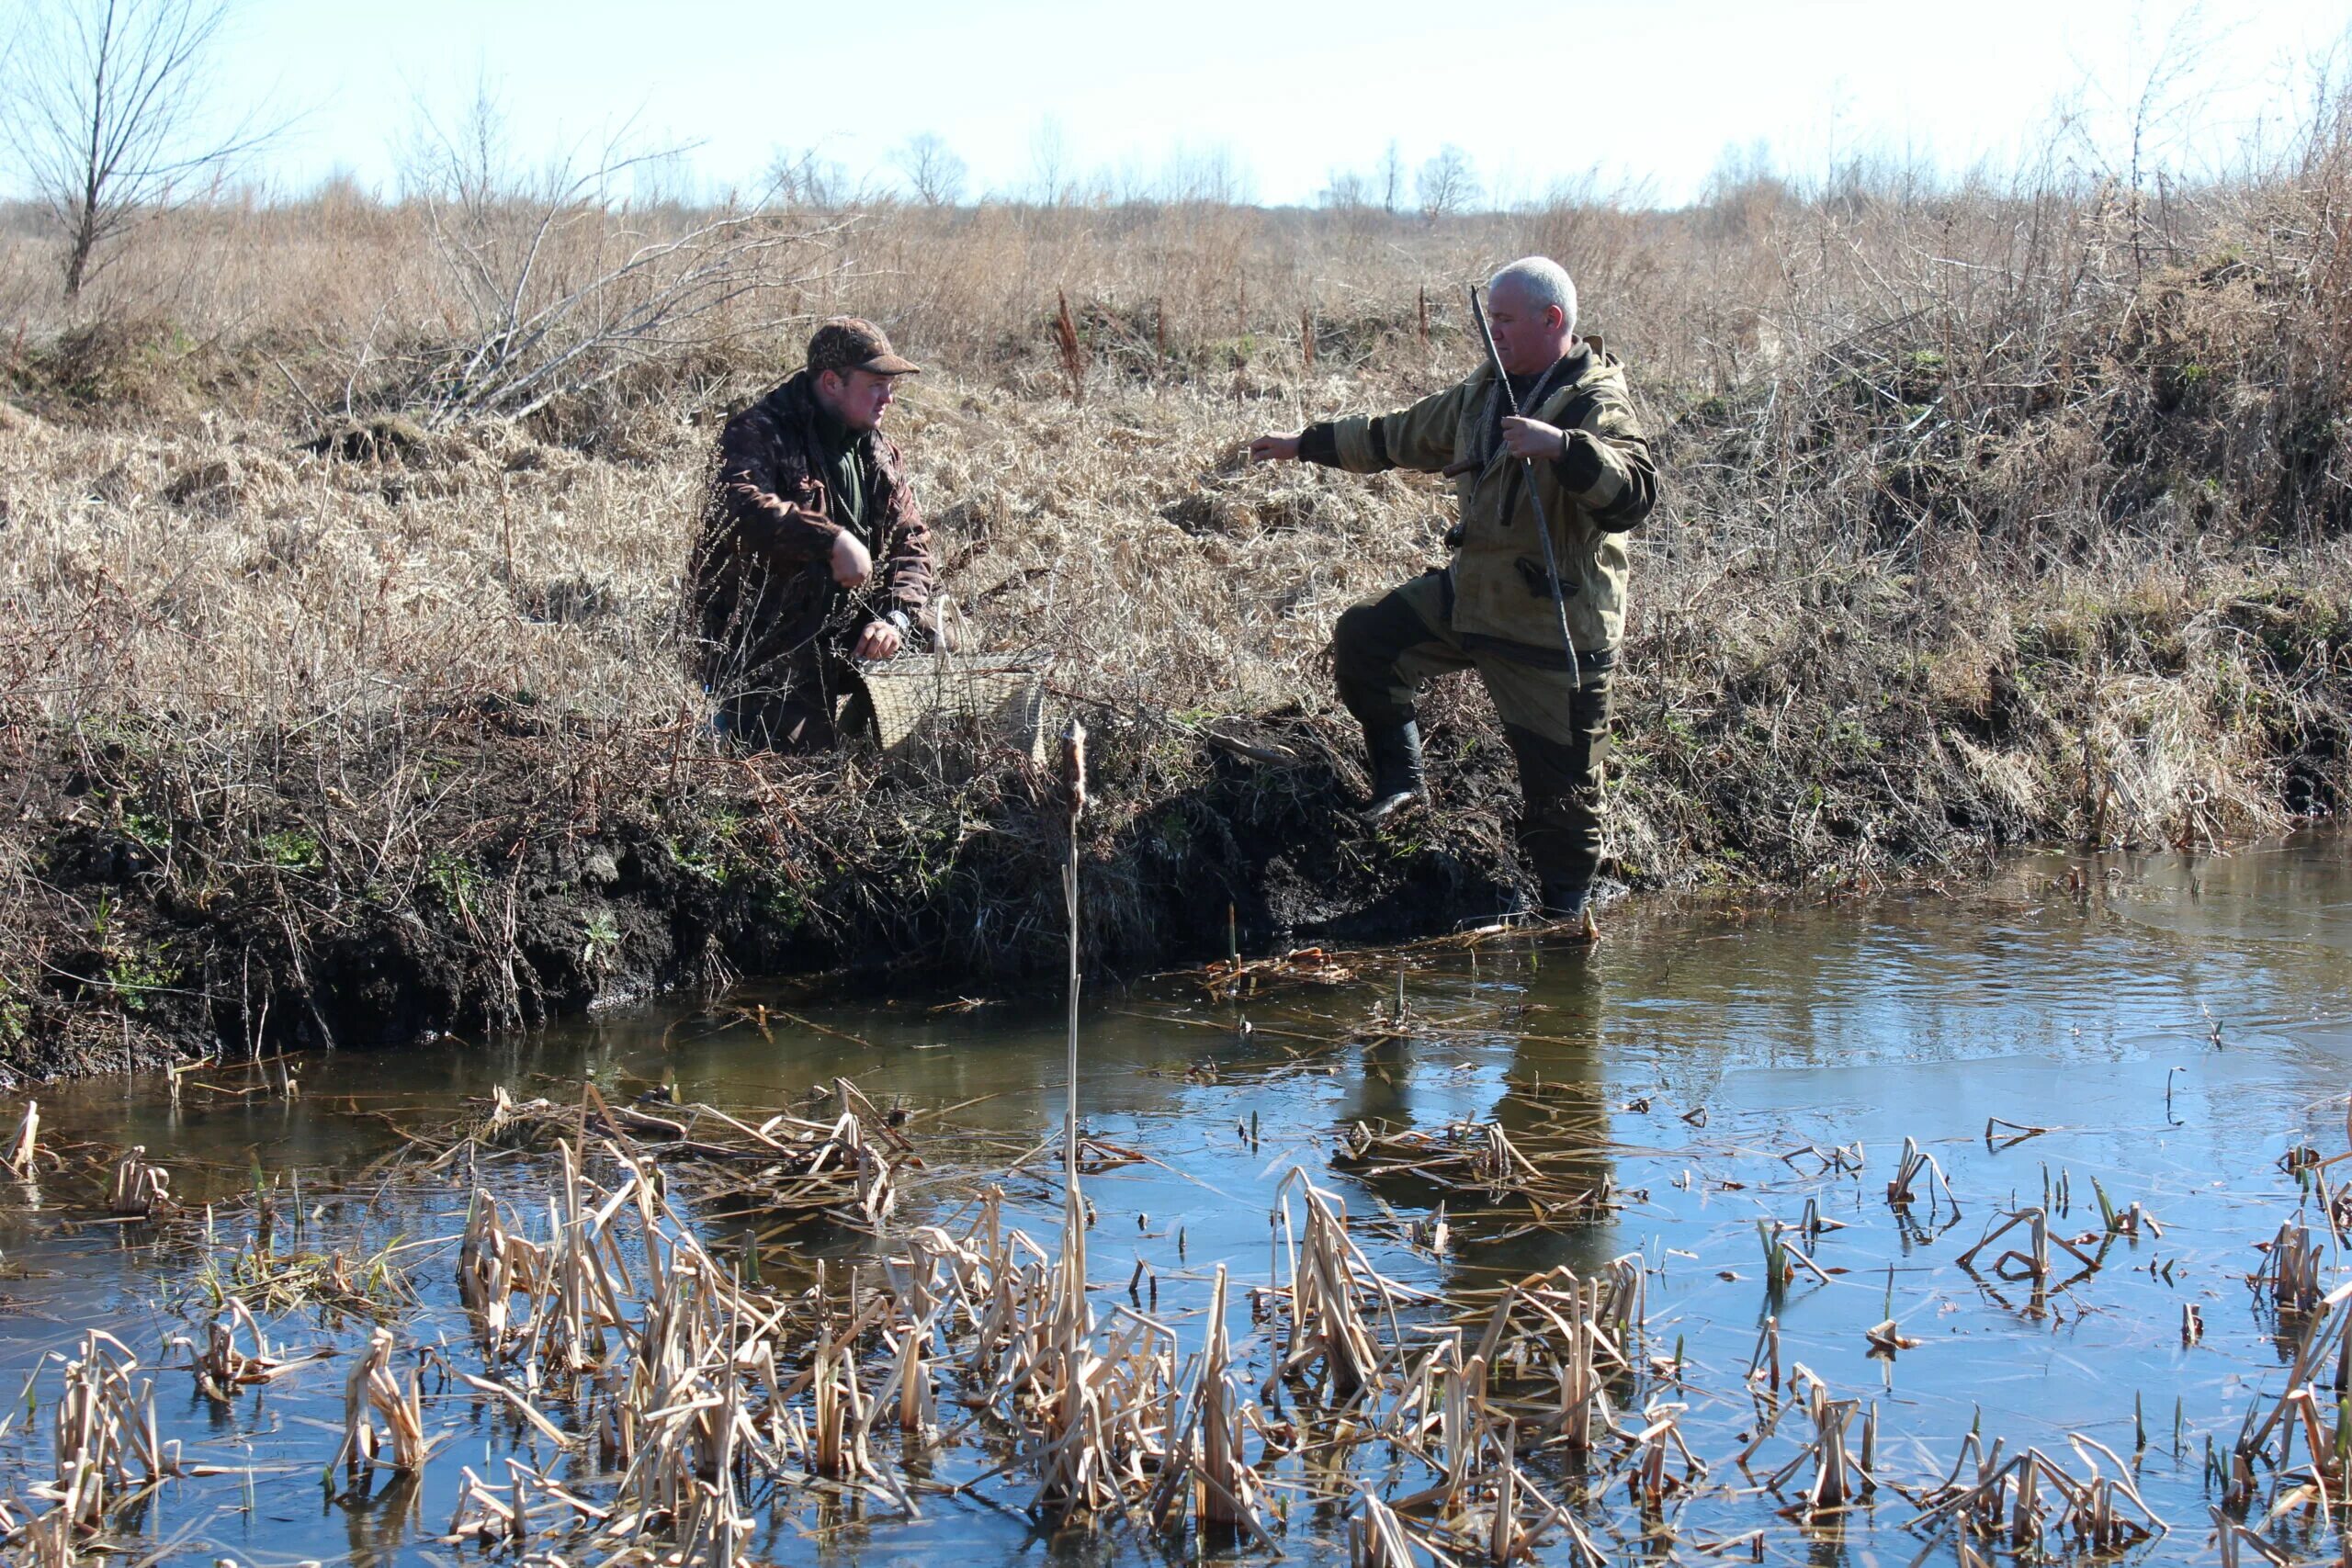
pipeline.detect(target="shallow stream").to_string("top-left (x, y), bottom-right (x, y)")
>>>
top-left (13, 831), bottom-right (2352, 1564)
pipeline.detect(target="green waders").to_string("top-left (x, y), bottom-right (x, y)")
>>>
top-left (1331, 570), bottom-right (1611, 917)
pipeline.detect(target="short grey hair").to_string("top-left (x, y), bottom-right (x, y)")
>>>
top-left (1487, 256), bottom-right (1577, 337)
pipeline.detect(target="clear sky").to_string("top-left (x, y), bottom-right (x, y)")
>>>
top-left (38, 0), bottom-right (2352, 206)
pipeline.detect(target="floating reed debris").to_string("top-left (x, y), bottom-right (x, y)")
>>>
top-left (1954, 1207), bottom-right (2101, 1289)
top-left (1336, 1119), bottom-right (1620, 1219)
top-left (451, 1078), bottom-right (910, 1231)
top-left (189, 1220), bottom-right (414, 1317)
top-left (1781, 1141), bottom-right (1865, 1175)
top-left (1193, 946), bottom-right (1361, 1002)
top-left (1911, 1434), bottom-right (2165, 1555)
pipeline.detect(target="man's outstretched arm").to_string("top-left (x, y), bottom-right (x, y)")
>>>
top-left (1250, 381), bottom-right (1469, 474)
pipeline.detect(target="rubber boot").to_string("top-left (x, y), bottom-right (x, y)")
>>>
top-left (1501, 722), bottom-right (1601, 927)
top-left (1360, 719), bottom-right (1426, 822)
top-left (1537, 877), bottom-right (1593, 925)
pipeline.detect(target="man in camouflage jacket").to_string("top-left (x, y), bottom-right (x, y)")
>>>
top-left (686, 318), bottom-right (934, 750)
top-left (1251, 257), bottom-right (1658, 921)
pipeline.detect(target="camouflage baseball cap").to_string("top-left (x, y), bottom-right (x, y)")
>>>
top-left (806, 317), bottom-right (921, 377)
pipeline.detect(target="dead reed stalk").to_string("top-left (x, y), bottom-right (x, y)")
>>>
top-left (105, 1148), bottom-right (169, 1218)
top-left (334, 1326), bottom-right (431, 1474)
top-left (1051, 291), bottom-right (1085, 401)
top-left (5, 1102), bottom-right (37, 1178)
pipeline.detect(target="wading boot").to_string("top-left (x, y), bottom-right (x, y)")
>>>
top-left (1543, 879), bottom-right (1601, 937)
top-left (1360, 720), bottom-right (1426, 822)
top-left (1501, 721), bottom-right (1604, 933)
top-left (1501, 877), bottom-right (1592, 927)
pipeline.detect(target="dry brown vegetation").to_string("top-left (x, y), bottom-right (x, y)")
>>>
top-left (0, 94), bottom-right (2349, 1077)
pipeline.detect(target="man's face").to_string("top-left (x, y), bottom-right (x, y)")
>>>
top-left (1485, 278), bottom-right (1566, 376)
top-left (820, 367), bottom-right (899, 432)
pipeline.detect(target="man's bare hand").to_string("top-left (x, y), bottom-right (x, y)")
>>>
top-left (831, 531), bottom-right (874, 588)
top-left (854, 620), bottom-right (902, 661)
top-left (1500, 416), bottom-right (1569, 461)
top-left (1248, 433), bottom-right (1303, 464)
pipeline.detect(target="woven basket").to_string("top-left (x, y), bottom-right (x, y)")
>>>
top-left (860, 650), bottom-right (1051, 764)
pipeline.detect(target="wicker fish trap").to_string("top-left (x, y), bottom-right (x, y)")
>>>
top-left (860, 649), bottom-right (1051, 763)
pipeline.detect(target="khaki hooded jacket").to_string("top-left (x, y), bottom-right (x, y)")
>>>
top-left (1308, 344), bottom-right (1657, 669)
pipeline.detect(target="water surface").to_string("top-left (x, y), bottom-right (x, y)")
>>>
top-left (13, 831), bottom-right (2352, 1563)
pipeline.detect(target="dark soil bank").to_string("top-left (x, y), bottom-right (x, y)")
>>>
top-left (0, 705), bottom-right (1535, 1081)
top-left (11, 555), bottom-right (2352, 1087)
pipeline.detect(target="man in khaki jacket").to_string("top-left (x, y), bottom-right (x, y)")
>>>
top-left (1250, 257), bottom-right (1657, 921)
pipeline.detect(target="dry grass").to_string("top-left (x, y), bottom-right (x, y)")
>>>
top-left (0, 97), bottom-right (2349, 1074)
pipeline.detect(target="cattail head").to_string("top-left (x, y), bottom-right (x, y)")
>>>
top-left (1061, 718), bottom-right (1088, 821)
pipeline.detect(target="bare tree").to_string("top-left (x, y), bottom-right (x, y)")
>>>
top-left (397, 70), bottom-right (513, 208)
top-left (1377, 140), bottom-right (1404, 214)
top-left (1417, 144), bottom-right (1480, 220)
top-left (0, 0), bottom-right (275, 298)
top-left (1028, 116), bottom-right (1070, 207)
top-left (1159, 141), bottom-right (1250, 205)
top-left (891, 131), bottom-right (967, 208)
top-left (1320, 168), bottom-right (1370, 209)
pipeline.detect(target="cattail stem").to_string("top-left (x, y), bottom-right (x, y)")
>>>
top-left (1062, 720), bottom-right (1088, 1196)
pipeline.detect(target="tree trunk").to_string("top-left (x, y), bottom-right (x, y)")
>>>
top-left (63, 209), bottom-right (97, 300)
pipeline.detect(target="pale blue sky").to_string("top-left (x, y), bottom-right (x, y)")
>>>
top-left (63, 0), bottom-right (2352, 205)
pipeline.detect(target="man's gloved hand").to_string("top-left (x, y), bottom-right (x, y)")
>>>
top-left (831, 531), bottom-right (874, 588)
top-left (854, 620), bottom-right (903, 661)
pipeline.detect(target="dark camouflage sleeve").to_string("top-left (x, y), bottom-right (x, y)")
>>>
top-left (714, 405), bottom-right (841, 563)
top-left (1553, 391), bottom-right (1657, 532)
top-left (875, 440), bottom-right (933, 620)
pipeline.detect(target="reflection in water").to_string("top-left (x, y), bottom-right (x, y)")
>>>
top-left (1332, 945), bottom-right (1619, 1284)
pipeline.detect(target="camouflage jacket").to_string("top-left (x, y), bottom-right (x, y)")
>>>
top-left (1302, 344), bottom-right (1657, 667)
top-left (685, 370), bottom-right (933, 694)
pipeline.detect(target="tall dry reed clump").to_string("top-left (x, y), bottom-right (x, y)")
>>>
top-left (0, 94), bottom-right (2348, 1077)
